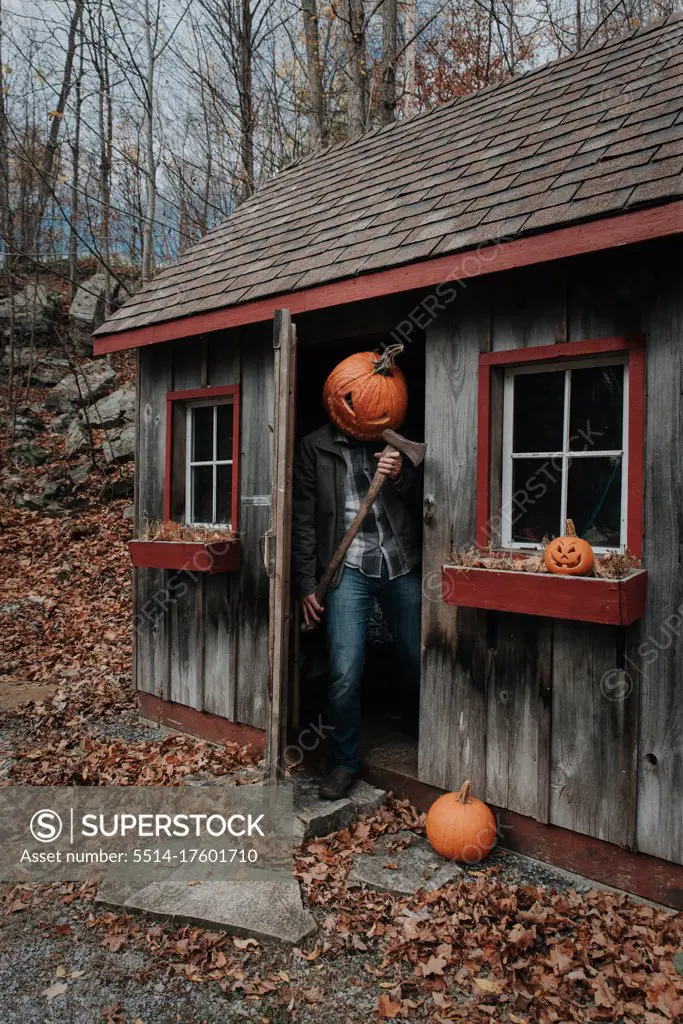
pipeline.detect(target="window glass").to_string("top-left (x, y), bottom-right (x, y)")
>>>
top-left (216, 403), bottom-right (233, 461)
top-left (511, 457), bottom-right (562, 544)
top-left (569, 365), bottom-right (623, 451)
top-left (567, 455), bottom-right (622, 547)
top-left (216, 465), bottom-right (232, 524)
top-left (512, 371), bottom-right (565, 453)
top-left (192, 405), bottom-right (214, 462)
top-left (191, 465), bottom-right (213, 523)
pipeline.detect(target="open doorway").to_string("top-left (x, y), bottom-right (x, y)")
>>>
top-left (292, 331), bottom-right (425, 780)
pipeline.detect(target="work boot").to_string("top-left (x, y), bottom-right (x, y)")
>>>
top-left (318, 766), bottom-right (357, 800)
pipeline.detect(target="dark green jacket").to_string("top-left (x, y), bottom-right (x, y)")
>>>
top-left (292, 423), bottom-right (422, 600)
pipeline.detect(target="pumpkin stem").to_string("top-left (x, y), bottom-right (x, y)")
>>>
top-left (373, 343), bottom-right (404, 376)
top-left (565, 518), bottom-right (577, 537)
top-left (457, 780), bottom-right (472, 804)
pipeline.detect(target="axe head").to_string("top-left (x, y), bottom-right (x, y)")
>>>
top-left (381, 428), bottom-right (426, 467)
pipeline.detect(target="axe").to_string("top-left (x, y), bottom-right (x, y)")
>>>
top-left (301, 428), bottom-right (426, 632)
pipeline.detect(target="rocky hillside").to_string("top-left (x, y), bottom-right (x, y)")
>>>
top-left (1, 272), bottom-right (136, 518)
top-left (0, 271), bottom-right (137, 704)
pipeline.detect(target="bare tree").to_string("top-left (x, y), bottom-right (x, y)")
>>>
top-left (34, 0), bottom-right (84, 247)
top-left (403, 0), bottom-right (418, 117)
top-left (343, 0), bottom-right (367, 138)
top-left (301, 0), bottom-right (326, 146)
top-left (68, 32), bottom-right (84, 300)
top-left (0, 0), bottom-right (13, 265)
top-left (381, 0), bottom-right (398, 125)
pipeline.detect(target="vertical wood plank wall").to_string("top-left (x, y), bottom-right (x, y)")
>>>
top-left (420, 238), bottom-right (682, 865)
top-left (134, 326), bottom-right (273, 730)
top-left (132, 236), bottom-right (681, 867)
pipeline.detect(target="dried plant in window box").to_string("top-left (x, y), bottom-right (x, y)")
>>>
top-left (138, 520), bottom-right (235, 544)
top-left (595, 551), bottom-right (640, 580)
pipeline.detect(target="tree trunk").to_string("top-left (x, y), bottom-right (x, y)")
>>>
top-left (99, 53), bottom-right (113, 308)
top-left (381, 0), bottom-right (397, 125)
top-left (301, 0), bottom-right (326, 147)
top-left (35, 0), bottom-right (84, 242)
top-left (141, 0), bottom-right (157, 283)
top-left (0, 1), bottom-right (13, 266)
top-left (403, 0), bottom-right (417, 117)
top-left (344, 0), bottom-right (366, 138)
top-left (238, 0), bottom-right (254, 202)
top-left (68, 40), bottom-right (83, 301)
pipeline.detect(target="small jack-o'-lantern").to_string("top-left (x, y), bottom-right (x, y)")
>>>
top-left (544, 519), bottom-right (594, 576)
top-left (323, 345), bottom-right (408, 441)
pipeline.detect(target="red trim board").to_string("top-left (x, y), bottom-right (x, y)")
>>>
top-left (164, 384), bottom-right (240, 530)
top-left (475, 334), bottom-right (645, 558)
top-left (129, 539), bottom-right (240, 573)
top-left (94, 201), bottom-right (683, 354)
top-left (138, 693), bottom-right (265, 753)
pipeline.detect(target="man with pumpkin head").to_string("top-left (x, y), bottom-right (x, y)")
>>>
top-left (293, 347), bottom-right (423, 800)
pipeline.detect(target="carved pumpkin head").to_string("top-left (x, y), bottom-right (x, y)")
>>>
top-left (425, 780), bottom-right (497, 864)
top-left (323, 345), bottom-right (408, 441)
top-left (544, 519), bottom-right (594, 576)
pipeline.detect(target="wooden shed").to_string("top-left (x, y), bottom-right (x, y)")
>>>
top-left (95, 17), bottom-right (683, 906)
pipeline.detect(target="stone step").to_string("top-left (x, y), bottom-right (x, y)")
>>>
top-left (292, 775), bottom-right (386, 843)
top-left (347, 830), bottom-right (463, 895)
top-left (97, 877), bottom-right (317, 945)
top-left (96, 773), bottom-right (386, 944)
top-left (184, 769), bottom-right (387, 844)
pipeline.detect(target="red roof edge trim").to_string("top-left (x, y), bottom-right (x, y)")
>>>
top-left (94, 200), bottom-right (683, 355)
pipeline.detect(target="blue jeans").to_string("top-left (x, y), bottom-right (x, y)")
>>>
top-left (325, 564), bottom-right (422, 772)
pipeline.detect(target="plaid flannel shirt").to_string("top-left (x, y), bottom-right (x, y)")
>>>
top-left (336, 430), bottom-right (410, 580)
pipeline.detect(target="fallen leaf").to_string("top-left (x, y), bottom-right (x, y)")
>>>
top-left (473, 977), bottom-right (503, 996)
top-left (42, 982), bottom-right (68, 1003)
top-left (419, 955), bottom-right (448, 977)
top-left (376, 993), bottom-right (401, 1019)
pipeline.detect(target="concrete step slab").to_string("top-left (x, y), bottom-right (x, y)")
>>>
top-left (182, 769), bottom-right (387, 844)
top-left (292, 775), bottom-right (387, 843)
top-left (347, 830), bottom-right (463, 895)
top-left (97, 876), bottom-right (317, 945)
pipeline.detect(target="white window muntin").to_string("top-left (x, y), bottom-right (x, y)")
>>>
top-left (501, 355), bottom-right (629, 552)
top-left (185, 398), bottom-right (234, 527)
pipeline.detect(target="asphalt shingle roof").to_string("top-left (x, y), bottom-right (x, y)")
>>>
top-left (98, 15), bottom-right (683, 339)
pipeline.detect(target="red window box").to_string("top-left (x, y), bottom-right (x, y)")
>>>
top-left (129, 539), bottom-right (240, 574)
top-left (441, 565), bottom-right (647, 626)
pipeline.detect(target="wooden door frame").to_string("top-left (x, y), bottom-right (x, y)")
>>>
top-left (267, 309), bottom-right (297, 782)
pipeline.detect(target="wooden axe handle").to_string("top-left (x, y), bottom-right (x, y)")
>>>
top-left (300, 443), bottom-right (393, 632)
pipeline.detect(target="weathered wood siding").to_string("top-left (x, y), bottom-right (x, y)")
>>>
top-left (134, 326), bottom-right (273, 729)
top-left (131, 235), bottom-right (682, 867)
top-left (421, 237), bottom-right (682, 865)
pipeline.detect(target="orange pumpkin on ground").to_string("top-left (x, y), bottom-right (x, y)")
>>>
top-left (426, 780), bottom-right (497, 863)
top-left (322, 345), bottom-right (408, 441)
top-left (544, 518), bottom-right (594, 576)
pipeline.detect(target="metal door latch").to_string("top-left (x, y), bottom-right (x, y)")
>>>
top-left (261, 529), bottom-right (276, 577)
top-left (423, 494), bottom-right (435, 523)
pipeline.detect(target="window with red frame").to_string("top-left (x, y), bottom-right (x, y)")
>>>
top-left (164, 386), bottom-right (240, 531)
top-left (476, 337), bottom-right (644, 557)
